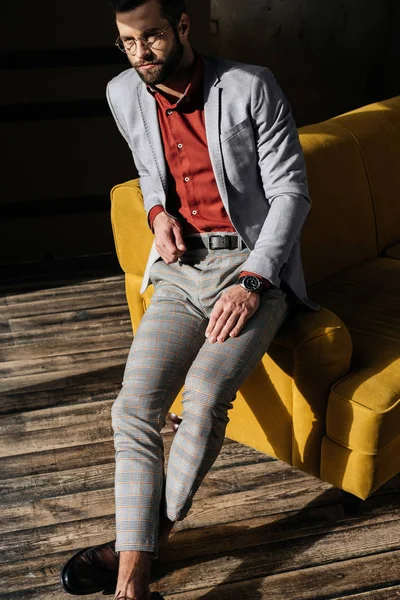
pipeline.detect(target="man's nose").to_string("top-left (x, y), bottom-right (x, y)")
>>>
top-left (135, 40), bottom-right (152, 60)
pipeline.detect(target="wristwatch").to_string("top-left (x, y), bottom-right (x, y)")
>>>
top-left (238, 275), bottom-right (264, 294)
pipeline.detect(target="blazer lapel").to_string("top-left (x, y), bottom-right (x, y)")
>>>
top-left (136, 83), bottom-right (167, 192)
top-left (204, 59), bottom-right (229, 211)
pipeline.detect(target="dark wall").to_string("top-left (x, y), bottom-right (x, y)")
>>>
top-left (2, 1), bottom-right (397, 264)
top-left (384, 0), bottom-right (400, 97)
top-left (211, 0), bottom-right (399, 127)
top-left (1, 0), bottom-right (211, 264)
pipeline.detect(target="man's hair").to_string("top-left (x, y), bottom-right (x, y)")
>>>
top-left (109, 0), bottom-right (187, 25)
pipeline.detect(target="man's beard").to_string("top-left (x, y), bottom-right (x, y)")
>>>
top-left (132, 36), bottom-right (184, 86)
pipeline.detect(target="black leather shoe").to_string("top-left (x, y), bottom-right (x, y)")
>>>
top-left (167, 412), bottom-right (182, 432)
top-left (60, 540), bottom-right (119, 595)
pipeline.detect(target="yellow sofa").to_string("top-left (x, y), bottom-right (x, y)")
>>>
top-left (110, 96), bottom-right (400, 501)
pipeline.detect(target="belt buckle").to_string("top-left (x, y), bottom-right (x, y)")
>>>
top-left (209, 235), bottom-right (237, 250)
top-left (208, 235), bottom-right (223, 249)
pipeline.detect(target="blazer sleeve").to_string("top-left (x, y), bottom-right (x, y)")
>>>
top-left (106, 82), bottom-right (164, 227)
top-left (239, 67), bottom-right (311, 287)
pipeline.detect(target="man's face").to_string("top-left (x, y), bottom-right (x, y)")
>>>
top-left (116, 0), bottom-right (184, 86)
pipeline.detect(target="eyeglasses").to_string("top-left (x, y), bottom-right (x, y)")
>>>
top-left (115, 24), bottom-right (171, 55)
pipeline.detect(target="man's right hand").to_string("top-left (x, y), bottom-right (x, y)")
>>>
top-left (153, 211), bottom-right (187, 264)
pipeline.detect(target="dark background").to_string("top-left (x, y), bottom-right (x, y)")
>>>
top-left (1, 0), bottom-right (399, 265)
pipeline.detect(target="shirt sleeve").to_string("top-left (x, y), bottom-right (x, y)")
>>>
top-left (148, 206), bottom-right (166, 232)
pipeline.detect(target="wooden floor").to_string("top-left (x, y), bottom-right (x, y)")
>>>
top-left (1, 255), bottom-right (400, 600)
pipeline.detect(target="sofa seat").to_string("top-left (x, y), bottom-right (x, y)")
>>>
top-left (309, 257), bottom-right (400, 497)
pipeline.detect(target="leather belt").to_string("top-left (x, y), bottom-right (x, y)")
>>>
top-left (185, 234), bottom-right (247, 250)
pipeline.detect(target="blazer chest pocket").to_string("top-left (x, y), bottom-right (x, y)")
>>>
top-left (220, 117), bottom-right (252, 144)
top-left (220, 117), bottom-right (257, 192)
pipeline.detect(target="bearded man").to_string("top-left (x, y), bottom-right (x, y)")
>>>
top-left (61, 1), bottom-right (317, 598)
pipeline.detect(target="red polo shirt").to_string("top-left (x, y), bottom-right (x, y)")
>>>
top-left (147, 54), bottom-right (270, 289)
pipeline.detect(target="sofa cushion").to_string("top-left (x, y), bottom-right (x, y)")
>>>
top-left (310, 257), bottom-right (400, 454)
top-left (331, 96), bottom-right (400, 254)
top-left (298, 121), bottom-right (377, 287)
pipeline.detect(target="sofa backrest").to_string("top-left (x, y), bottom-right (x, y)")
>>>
top-left (298, 120), bottom-right (378, 287)
top-left (331, 97), bottom-right (400, 255)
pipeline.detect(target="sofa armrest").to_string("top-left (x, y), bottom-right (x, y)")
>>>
top-left (110, 179), bottom-right (153, 277)
top-left (275, 307), bottom-right (353, 476)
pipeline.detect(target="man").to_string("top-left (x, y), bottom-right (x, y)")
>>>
top-left (61, 1), bottom-right (318, 599)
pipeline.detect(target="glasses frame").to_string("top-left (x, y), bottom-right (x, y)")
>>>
top-left (115, 23), bottom-right (172, 55)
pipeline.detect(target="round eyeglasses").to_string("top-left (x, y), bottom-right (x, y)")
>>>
top-left (115, 24), bottom-right (171, 55)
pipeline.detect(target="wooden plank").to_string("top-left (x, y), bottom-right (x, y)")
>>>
top-left (0, 361), bottom-right (125, 397)
top-left (0, 400), bottom-right (114, 435)
top-left (158, 550), bottom-right (400, 599)
top-left (0, 488), bottom-right (116, 534)
top-left (0, 441), bottom-right (115, 479)
top-left (155, 510), bottom-right (400, 596)
top-left (332, 587), bottom-right (400, 600)
top-left (1, 347), bottom-right (129, 380)
top-left (0, 460), bottom-right (305, 534)
top-left (0, 515), bottom-right (116, 565)
top-left (0, 463), bottom-right (115, 506)
top-left (1, 305), bottom-right (130, 339)
top-left (5, 581), bottom-right (398, 600)
top-left (1, 378), bottom-right (122, 415)
top-left (2, 275), bottom-right (124, 304)
top-left (0, 477), bottom-right (332, 561)
top-left (1, 301), bottom-right (129, 332)
top-left (2, 290), bottom-right (127, 319)
top-left (0, 262), bottom-right (122, 296)
top-left (161, 491), bottom-right (400, 562)
top-left (2, 331), bottom-right (132, 361)
top-left (0, 350), bottom-right (128, 393)
top-left (2, 263), bottom-right (400, 600)
top-left (0, 507), bottom-right (340, 594)
top-left (0, 584), bottom-right (91, 600)
top-left (180, 477), bottom-right (335, 531)
top-left (0, 449), bottom-right (296, 509)
top-left (0, 436), bottom-right (269, 481)
top-left (2, 504), bottom-right (400, 597)
top-left (0, 401), bottom-right (115, 456)
top-left (0, 551), bottom-right (85, 596)
top-left (0, 318), bottom-right (130, 350)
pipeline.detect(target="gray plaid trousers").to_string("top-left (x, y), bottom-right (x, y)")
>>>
top-left (111, 234), bottom-right (293, 553)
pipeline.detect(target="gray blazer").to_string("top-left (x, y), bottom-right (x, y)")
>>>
top-left (106, 55), bottom-right (319, 310)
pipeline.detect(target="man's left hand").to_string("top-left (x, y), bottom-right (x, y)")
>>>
top-left (205, 285), bottom-right (261, 343)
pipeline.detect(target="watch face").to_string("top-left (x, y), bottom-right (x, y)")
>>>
top-left (243, 276), bottom-right (262, 291)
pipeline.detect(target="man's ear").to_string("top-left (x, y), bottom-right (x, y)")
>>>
top-left (178, 14), bottom-right (190, 41)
